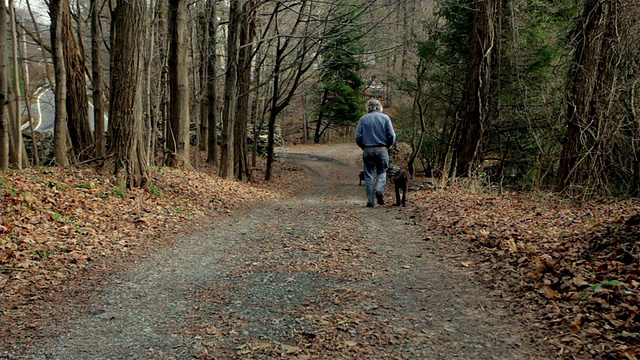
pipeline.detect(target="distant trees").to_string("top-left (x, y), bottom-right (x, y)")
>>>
top-left (6, 0), bottom-right (393, 183)
top-left (261, 0), bottom-right (330, 180)
top-left (391, 0), bottom-right (639, 196)
top-left (2, 0), bottom-right (638, 197)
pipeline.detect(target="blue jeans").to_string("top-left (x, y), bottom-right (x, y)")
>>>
top-left (362, 147), bottom-right (389, 206)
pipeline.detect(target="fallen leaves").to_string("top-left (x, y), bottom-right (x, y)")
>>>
top-left (2, 147), bottom-right (639, 359)
top-left (0, 160), bottom-right (303, 348)
top-left (409, 185), bottom-right (640, 358)
top-left (237, 342), bottom-right (301, 356)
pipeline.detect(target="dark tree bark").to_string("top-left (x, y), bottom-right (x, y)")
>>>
top-left (234, 0), bottom-right (256, 180)
top-left (103, 0), bottom-right (148, 188)
top-left (8, 0), bottom-right (24, 169)
top-left (167, 0), bottom-right (191, 167)
top-left (50, 0), bottom-right (70, 167)
top-left (0, 0), bottom-right (8, 171)
top-left (313, 90), bottom-right (328, 143)
top-left (198, 8), bottom-right (208, 152)
top-left (155, 0), bottom-right (170, 165)
top-left (220, 0), bottom-right (243, 178)
top-left (455, 0), bottom-right (501, 177)
top-left (556, 0), bottom-right (611, 192)
top-left (20, 29), bottom-right (39, 166)
top-left (631, 79), bottom-right (640, 197)
top-left (91, 0), bottom-right (105, 158)
top-left (144, 0), bottom-right (156, 165)
top-left (206, 1), bottom-right (219, 166)
top-left (60, 0), bottom-right (93, 162)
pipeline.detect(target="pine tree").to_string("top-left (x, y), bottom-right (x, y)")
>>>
top-left (313, 3), bottom-right (365, 143)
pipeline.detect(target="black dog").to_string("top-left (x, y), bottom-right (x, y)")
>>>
top-left (392, 168), bottom-right (408, 206)
top-left (359, 171), bottom-right (365, 186)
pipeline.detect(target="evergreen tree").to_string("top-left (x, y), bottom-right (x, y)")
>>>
top-left (313, 3), bottom-right (365, 143)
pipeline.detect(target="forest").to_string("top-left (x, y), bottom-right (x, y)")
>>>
top-left (0, 0), bottom-right (637, 197)
top-left (1, 0), bottom-right (640, 358)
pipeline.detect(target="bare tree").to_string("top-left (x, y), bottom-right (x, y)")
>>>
top-left (92, 0), bottom-right (106, 158)
top-left (166, 0), bottom-right (191, 167)
top-left (0, 0), bottom-right (8, 170)
top-left (220, 0), bottom-right (243, 178)
top-left (145, 0), bottom-right (158, 165)
top-left (455, 0), bottom-right (501, 177)
top-left (8, 0), bottom-right (24, 169)
top-left (234, 0), bottom-right (257, 180)
top-left (631, 78), bottom-right (640, 196)
top-left (103, 0), bottom-right (148, 188)
top-left (50, 0), bottom-right (70, 166)
top-left (20, 28), bottom-right (39, 165)
top-left (61, 0), bottom-right (93, 161)
top-left (205, 0), bottom-right (219, 167)
top-left (556, 0), bottom-right (610, 192)
top-left (262, 0), bottom-right (338, 180)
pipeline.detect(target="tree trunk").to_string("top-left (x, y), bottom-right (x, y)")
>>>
top-left (50, 0), bottom-right (70, 167)
top-left (630, 80), bottom-right (640, 197)
top-left (409, 94), bottom-right (427, 179)
top-left (265, 39), bottom-right (286, 182)
top-left (61, 0), bottom-right (93, 162)
top-left (250, 65), bottom-right (264, 168)
top-left (0, 0), bottom-right (9, 171)
top-left (8, 0), bottom-right (23, 169)
top-left (234, 0), bottom-right (256, 180)
top-left (103, 0), bottom-right (148, 188)
top-left (167, 0), bottom-right (191, 167)
top-left (455, 0), bottom-right (500, 177)
top-left (313, 90), bottom-right (328, 143)
top-left (220, 0), bottom-right (243, 179)
top-left (91, 0), bottom-right (105, 158)
top-left (21, 29), bottom-right (39, 165)
top-left (156, 0), bottom-right (170, 165)
top-left (556, 0), bottom-right (611, 192)
top-left (206, 0), bottom-right (219, 166)
top-left (199, 7), bottom-right (208, 152)
top-left (145, 0), bottom-right (157, 166)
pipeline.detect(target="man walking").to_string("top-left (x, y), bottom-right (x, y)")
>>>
top-left (355, 99), bottom-right (396, 207)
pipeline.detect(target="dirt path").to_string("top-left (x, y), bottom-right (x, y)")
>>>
top-left (9, 144), bottom-right (549, 359)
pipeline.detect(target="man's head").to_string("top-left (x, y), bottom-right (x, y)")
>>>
top-left (367, 99), bottom-right (383, 113)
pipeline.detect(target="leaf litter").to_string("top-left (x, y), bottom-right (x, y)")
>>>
top-left (0, 159), bottom-right (304, 353)
top-left (1, 146), bottom-right (639, 359)
top-left (408, 184), bottom-right (640, 359)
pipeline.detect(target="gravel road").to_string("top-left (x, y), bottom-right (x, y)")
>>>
top-left (6, 144), bottom-right (550, 359)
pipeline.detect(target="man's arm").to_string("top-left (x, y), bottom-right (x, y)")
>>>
top-left (355, 120), bottom-right (364, 148)
top-left (385, 116), bottom-right (396, 147)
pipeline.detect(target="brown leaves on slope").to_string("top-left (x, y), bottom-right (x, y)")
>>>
top-left (0, 162), bottom-right (302, 343)
top-left (410, 186), bottom-right (640, 359)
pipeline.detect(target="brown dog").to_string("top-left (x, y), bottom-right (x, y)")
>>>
top-left (392, 168), bottom-right (408, 206)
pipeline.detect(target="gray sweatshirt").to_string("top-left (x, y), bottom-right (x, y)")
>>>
top-left (355, 111), bottom-right (396, 149)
